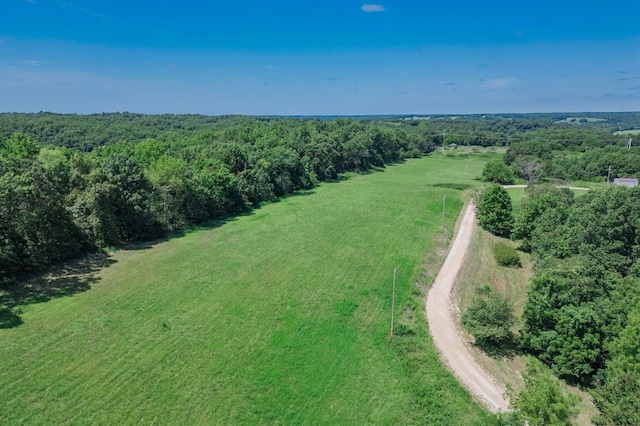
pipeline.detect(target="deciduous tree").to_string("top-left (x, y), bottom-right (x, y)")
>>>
top-left (477, 185), bottom-right (514, 237)
top-left (481, 158), bottom-right (516, 184)
top-left (508, 360), bottom-right (580, 426)
top-left (462, 290), bottom-right (515, 347)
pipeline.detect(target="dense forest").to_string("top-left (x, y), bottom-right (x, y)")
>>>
top-left (476, 178), bottom-right (640, 423)
top-left (1, 111), bottom-right (637, 152)
top-left (2, 111), bottom-right (638, 288)
top-left (1, 117), bottom-right (440, 287)
top-left (509, 185), bottom-right (640, 425)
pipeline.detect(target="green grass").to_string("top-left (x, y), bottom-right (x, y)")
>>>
top-left (1, 156), bottom-right (492, 424)
top-left (507, 185), bottom-right (590, 214)
top-left (614, 129), bottom-right (640, 135)
top-left (507, 187), bottom-right (527, 214)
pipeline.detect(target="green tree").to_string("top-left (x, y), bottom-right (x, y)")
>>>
top-left (607, 306), bottom-right (640, 375)
top-left (301, 133), bottom-right (339, 180)
top-left (462, 290), bottom-right (516, 348)
top-left (2, 133), bottom-right (40, 160)
top-left (147, 155), bottom-right (203, 229)
top-left (71, 154), bottom-right (159, 247)
top-left (192, 157), bottom-right (243, 218)
top-left (559, 187), bottom-right (640, 277)
top-left (216, 142), bottom-right (248, 174)
top-left (509, 360), bottom-right (580, 426)
top-left (511, 185), bottom-right (574, 252)
top-left (70, 181), bottom-right (121, 248)
top-left (236, 159), bottom-right (276, 207)
top-left (477, 185), bottom-right (514, 237)
top-left (520, 265), bottom-right (609, 384)
top-left (134, 138), bottom-right (168, 167)
top-left (1, 164), bottom-right (87, 284)
top-left (482, 158), bottom-right (516, 184)
top-left (592, 370), bottom-right (640, 426)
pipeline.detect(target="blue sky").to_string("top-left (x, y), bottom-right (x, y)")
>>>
top-left (1, 1), bottom-right (638, 115)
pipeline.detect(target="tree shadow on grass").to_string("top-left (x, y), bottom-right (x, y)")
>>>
top-left (120, 211), bottom-right (253, 251)
top-left (473, 338), bottom-right (521, 360)
top-left (0, 252), bottom-right (115, 329)
top-left (429, 183), bottom-right (473, 191)
top-left (0, 307), bottom-right (23, 329)
top-left (283, 189), bottom-right (316, 198)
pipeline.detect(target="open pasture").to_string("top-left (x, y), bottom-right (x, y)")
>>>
top-left (614, 129), bottom-right (640, 135)
top-left (1, 156), bottom-right (493, 424)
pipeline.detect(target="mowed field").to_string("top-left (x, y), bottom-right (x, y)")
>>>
top-left (1, 155), bottom-right (494, 424)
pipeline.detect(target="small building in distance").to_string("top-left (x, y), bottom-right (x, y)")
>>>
top-left (613, 178), bottom-right (639, 187)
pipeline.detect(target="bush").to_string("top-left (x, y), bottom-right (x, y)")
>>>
top-left (493, 242), bottom-right (521, 267)
top-left (462, 290), bottom-right (516, 347)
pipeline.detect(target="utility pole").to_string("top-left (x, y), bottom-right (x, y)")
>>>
top-left (442, 194), bottom-right (446, 231)
top-left (390, 267), bottom-right (398, 336)
top-left (442, 130), bottom-right (446, 153)
top-left (464, 161), bottom-right (469, 185)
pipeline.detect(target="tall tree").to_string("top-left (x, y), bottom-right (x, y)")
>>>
top-left (511, 185), bottom-right (574, 252)
top-left (71, 154), bottom-right (159, 247)
top-left (477, 185), bottom-right (514, 237)
top-left (481, 158), bottom-right (516, 184)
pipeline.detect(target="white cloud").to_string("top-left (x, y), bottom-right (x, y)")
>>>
top-left (482, 77), bottom-right (518, 90)
top-left (361, 4), bottom-right (386, 12)
top-left (24, 60), bottom-right (45, 66)
top-left (52, 1), bottom-right (107, 19)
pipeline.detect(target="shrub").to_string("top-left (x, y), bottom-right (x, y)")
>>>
top-left (493, 242), bottom-right (521, 267)
top-left (462, 290), bottom-right (516, 347)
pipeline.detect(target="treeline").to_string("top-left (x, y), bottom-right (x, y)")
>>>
top-left (0, 112), bottom-right (555, 152)
top-left (513, 185), bottom-right (640, 424)
top-left (0, 112), bottom-right (640, 155)
top-left (2, 110), bottom-right (634, 285)
top-left (498, 128), bottom-right (638, 183)
top-left (453, 111), bottom-right (640, 132)
top-left (0, 112), bottom-right (248, 152)
top-left (0, 118), bottom-right (435, 286)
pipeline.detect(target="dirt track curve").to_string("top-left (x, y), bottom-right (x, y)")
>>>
top-left (426, 201), bottom-right (510, 413)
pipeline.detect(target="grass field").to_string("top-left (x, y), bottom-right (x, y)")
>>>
top-left (1, 155), bottom-right (496, 424)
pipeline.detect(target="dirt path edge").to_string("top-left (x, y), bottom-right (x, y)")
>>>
top-left (425, 201), bottom-right (510, 413)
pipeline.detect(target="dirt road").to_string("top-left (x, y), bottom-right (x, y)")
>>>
top-left (426, 201), bottom-right (510, 413)
top-left (502, 184), bottom-right (590, 191)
